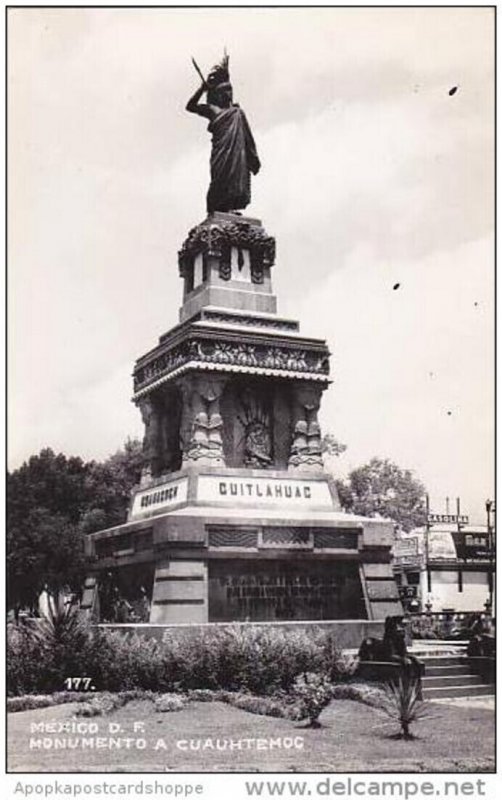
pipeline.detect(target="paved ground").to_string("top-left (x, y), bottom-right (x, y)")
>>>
top-left (430, 696), bottom-right (495, 710)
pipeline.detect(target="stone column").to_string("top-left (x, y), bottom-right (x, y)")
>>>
top-left (138, 395), bottom-right (162, 483)
top-left (178, 374), bottom-right (227, 466)
top-left (288, 384), bottom-right (324, 472)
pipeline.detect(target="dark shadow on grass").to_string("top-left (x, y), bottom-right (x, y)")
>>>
top-left (298, 720), bottom-right (324, 729)
top-left (388, 732), bottom-right (419, 741)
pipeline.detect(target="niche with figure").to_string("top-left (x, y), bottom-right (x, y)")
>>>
top-left (220, 377), bottom-right (294, 469)
top-left (138, 385), bottom-right (183, 479)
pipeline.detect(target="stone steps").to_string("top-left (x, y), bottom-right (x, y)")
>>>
top-left (346, 640), bottom-right (495, 700)
top-left (423, 683), bottom-right (494, 699)
top-left (425, 663), bottom-right (472, 677)
top-left (420, 655), bottom-right (471, 666)
top-left (420, 653), bottom-right (494, 699)
top-left (423, 674), bottom-right (483, 689)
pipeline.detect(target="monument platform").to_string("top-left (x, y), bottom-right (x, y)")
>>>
top-left (83, 211), bottom-right (403, 628)
top-left (85, 466), bottom-right (401, 625)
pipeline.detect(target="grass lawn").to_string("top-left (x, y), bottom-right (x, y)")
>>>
top-left (8, 697), bottom-right (495, 773)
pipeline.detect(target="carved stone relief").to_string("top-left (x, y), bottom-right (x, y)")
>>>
top-left (237, 385), bottom-right (273, 468)
top-left (288, 385), bottom-right (324, 471)
top-left (178, 375), bottom-right (227, 466)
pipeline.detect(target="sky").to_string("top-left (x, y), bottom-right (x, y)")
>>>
top-left (8, 7), bottom-right (494, 524)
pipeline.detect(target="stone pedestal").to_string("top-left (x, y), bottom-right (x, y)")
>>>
top-left (85, 212), bottom-right (403, 625)
top-left (178, 212), bottom-right (277, 321)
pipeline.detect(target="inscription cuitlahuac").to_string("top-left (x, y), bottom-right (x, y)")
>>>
top-left (129, 474), bottom-right (334, 520)
top-left (218, 480), bottom-right (311, 499)
top-left (197, 475), bottom-right (333, 507)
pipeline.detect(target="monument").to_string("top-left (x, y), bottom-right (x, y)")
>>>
top-left (82, 55), bottom-right (402, 634)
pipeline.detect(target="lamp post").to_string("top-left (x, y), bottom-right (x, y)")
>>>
top-left (485, 499), bottom-right (495, 616)
top-left (425, 494), bottom-right (431, 595)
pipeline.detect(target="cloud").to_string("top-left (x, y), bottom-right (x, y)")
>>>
top-left (300, 234), bottom-right (494, 524)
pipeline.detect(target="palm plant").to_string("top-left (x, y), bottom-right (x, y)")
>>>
top-left (22, 602), bottom-right (94, 692)
top-left (377, 678), bottom-right (433, 740)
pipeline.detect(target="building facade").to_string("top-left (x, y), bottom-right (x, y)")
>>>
top-left (393, 523), bottom-right (495, 613)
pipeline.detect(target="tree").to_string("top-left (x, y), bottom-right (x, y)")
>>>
top-left (7, 440), bottom-right (143, 614)
top-left (7, 449), bottom-right (92, 616)
top-left (336, 457), bottom-right (427, 533)
top-left (7, 508), bottom-right (86, 618)
top-left (7, 448), bottom-right (91, 526)
top-left (81, 438), bottom-right (143, 533)
top-left (321, 434), bottom-right (347, 458)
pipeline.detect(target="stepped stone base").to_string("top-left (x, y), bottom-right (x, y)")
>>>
top-left (85, 468), bottom-right (403, 625)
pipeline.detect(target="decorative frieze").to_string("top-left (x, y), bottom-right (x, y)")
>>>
top-left (134, 336), bottom-right (330, 395)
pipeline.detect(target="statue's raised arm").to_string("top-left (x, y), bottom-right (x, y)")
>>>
top-left (186, 53), bottom-right (260, 214)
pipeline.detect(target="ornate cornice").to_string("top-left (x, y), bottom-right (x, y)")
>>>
top-left (199, 309), bottom-right (298, 332)
top-left (178, 217), bottom-right (276, 284)
top-left (133, 333), bottom-right (330, 398)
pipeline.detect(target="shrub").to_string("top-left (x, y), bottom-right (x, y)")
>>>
top-left (88, 631), bottom-right (173, 693)
top-left (186, 688), bottom-right (218, 702)
top-left (7, 610), bottom-right (106, 695)
top-left (77, 694), bottom-right (122, 717)
top-left (331, 682), bottom-right (387, 708)
top-left (219, 690), bottom-right (303, 720)
top-left (291, 672), bottom-right (333, 727)
top-left (7, 692), bottom-right (91, 713)
top-left (8, 618), bottom-right (352, 698)
top-left (75, 690), bottom-right (157, 717)
top-left (160, 625), bottom-right (337, 695)
top-left (154, 694), bottom-right (185, 713)
top-left (7, 624), bottom-right (52, 696)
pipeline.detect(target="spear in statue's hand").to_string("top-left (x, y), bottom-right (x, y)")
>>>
top-left (191, 57), bottom-right (207, 88)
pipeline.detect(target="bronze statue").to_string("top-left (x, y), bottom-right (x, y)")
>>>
top-left (186, 53), bottom-right (261, 214)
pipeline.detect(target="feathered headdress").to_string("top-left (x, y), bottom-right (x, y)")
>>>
top-left (206, 52), bottom-right (230, 89)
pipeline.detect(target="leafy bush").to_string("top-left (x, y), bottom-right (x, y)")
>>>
top-left (7, 692), bottom-right (92, 713)
top-left (8, 618), bottom-right (352, 697)
top-left (7, 624), bottom-right (53, 696)
top-left (88, 631), bottom-right (173, 693)
top-left (331, 681), bottom-right (387, 708)
top-left (186, 688), bottom-right (217, 702)
top-left (219, 690), bottom-right (303, 720)
top-left (77, 693), bottom-right (123, 717)
top-left (154, 694), bottom-right (185, 713)
top-left (76, 690), bottom-right (157, 717)
top-left (291, 672), bottom-right (333, 727)
top-left (160, 625), bottom-right (338, 695)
